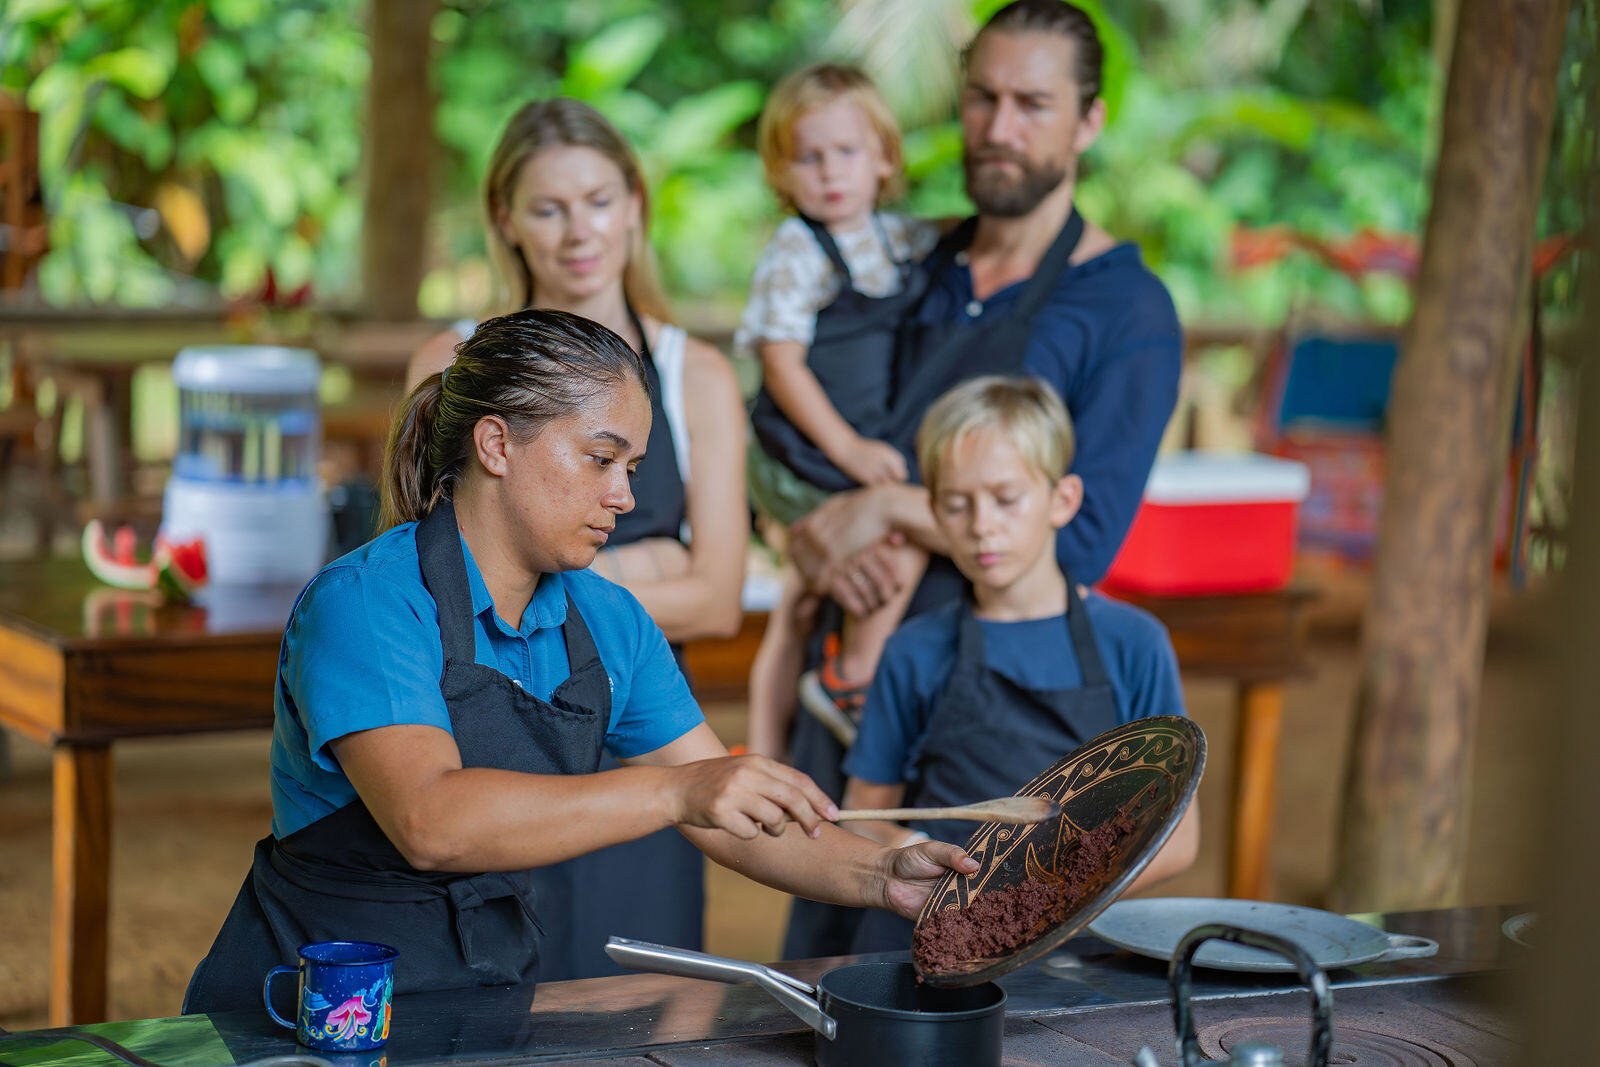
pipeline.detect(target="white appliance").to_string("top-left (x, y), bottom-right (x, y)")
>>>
top-left (162, 345), bottom-right (329, 585)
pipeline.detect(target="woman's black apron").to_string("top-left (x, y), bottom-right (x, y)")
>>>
top-left (525, 308), bottom-right (705, 982)
top-left (851, 580), bottom-right (1120, 952)
top-left (183, 499), bottom-right (611, 1013)
top-left (749, 213), bottom-right (927, 492)
top-left (782, 210), bottom-right (1085, 959)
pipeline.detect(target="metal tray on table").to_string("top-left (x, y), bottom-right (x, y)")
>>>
top-left (1089, 898), bottom-right (1439, 973)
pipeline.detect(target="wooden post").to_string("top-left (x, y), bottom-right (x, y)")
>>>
top-left (1230, 682), bottom-right (1284, 900)
top-left (362, 0), bottom-right (439, 320)
top-left (1522, 90), bottom-right (1599, 1064)
top-left (1330, 0), bottom-right (1570, 911)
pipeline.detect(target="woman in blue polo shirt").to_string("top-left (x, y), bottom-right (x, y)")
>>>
top-left (184, 309), bottom-right (975, 1012)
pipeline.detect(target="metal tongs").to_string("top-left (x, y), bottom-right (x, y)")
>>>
top-left (1132, 923), bottom-right (1333, 1067)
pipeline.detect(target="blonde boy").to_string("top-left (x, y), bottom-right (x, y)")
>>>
top-left (840, 375), bottom-right (1199, 952)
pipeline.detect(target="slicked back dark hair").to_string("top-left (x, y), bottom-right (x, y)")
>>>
top-left (968, 0), bottom-right (1104, 115)
top-left (381, 308), bottom-right (648, 528)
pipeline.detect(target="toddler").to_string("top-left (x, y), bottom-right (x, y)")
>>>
top-left (738, 63), bottom-right (939, 758)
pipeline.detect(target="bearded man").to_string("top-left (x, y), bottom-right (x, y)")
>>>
top-left (781, 0), bottom-right (1185, 959)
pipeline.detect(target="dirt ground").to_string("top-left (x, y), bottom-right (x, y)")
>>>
top-left (0, 561), bottom-right (1553, 1032)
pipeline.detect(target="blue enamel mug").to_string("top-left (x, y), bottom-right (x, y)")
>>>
top-left (264, 940), bottom-right (399, 1051)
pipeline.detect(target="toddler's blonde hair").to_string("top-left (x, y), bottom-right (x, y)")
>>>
top-left (757, 63), bottom-right (905, 213)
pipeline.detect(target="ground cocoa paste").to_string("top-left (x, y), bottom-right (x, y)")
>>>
top-left (914, 785), bottom-right (1158, 975)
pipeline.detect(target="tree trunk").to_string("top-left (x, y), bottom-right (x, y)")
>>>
top-left (1330, 0), bottom-right (1570, 912)
top-left (362, 0), bottom-right (438, 320)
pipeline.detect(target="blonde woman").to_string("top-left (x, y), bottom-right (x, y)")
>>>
top-left (407, 101), bottom-right (747, 979)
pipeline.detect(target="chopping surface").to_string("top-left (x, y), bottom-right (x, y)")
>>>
top-left (0, 906), bottom-right (1526, 1065)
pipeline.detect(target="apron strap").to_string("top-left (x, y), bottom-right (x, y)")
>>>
top-left (885, 211), bottom-right (1082, 441)
top-left (1064, 577), bottom-right (1110, 689)
top-left (624, 301), bottom-right (654, 362)
top-left (798, 213), bottom-right (857, 288)
top-left (799, 212), bottom-right (916, 288)
top-left (417, 498), bottom-right (478, 666)
top-left (1012, 206), bottom-right (1084, 321)
top-left (555, 592), bottom-right (604, 683)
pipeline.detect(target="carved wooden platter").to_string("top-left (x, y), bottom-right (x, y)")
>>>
top-left (913, 715), bottom-right (1206, 987)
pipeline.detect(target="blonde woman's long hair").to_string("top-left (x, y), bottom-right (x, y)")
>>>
top-left (482, 99), bottom-right (673, 323)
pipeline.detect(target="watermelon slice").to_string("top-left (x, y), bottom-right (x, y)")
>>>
top-left (83, 520), bottom-right (208, 602)
top-left (154, 533), bottom-right (208, 599)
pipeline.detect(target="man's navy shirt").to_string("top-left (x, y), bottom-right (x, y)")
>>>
top-left (914, 241), bottom-right (1182, 584)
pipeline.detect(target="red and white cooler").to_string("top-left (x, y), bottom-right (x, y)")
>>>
top-left (1101, 452), bottom-right (1311, 597)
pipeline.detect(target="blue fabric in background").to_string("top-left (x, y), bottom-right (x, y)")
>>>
top-left (1276, 334), bottom-right (1400, 431)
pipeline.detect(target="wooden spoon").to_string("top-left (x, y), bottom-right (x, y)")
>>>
top-left (835, 795), bottom-right (1059, 825)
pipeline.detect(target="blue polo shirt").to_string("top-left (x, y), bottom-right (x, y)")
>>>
top-left (268, 522), bottom-right (703, 837)
top-left (916, 242), bottom-right (1182, 585)
top-left (843, 593), bottom-right (1184, 787)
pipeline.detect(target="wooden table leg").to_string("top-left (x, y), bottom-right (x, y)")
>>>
top-left (1229, 681), bottom-right (1284, 900)
top-left (50, 742), bottom-right (112, 1026)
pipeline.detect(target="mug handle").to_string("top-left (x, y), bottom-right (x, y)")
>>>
top-left (262, 965), bottom-right (298, 1029)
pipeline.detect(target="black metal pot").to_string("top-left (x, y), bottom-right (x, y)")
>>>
top-left (606, 937), bottom-right (1005, 1067)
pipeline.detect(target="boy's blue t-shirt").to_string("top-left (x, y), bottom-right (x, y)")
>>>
top-left (843, 593), bottom-right (1185, 787)
top-left (268, 522), bottom-right (703, 838)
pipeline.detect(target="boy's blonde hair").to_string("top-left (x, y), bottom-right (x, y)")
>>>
top-left (757, 63), bottom-right (906, 212)
top-left (917, 376), bottom-right (1076, 494)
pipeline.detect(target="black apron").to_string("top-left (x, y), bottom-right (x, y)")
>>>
top-left (782, 208), bottom-right (1085, 960)
top-left (183, 500), bottom-right (611, 1013)
top-left (612, 307), bottom-right (689, 546)
top-left (528, 307), bottom-right (705, 981)
top-left (851, 579), bottom-right (1121, 952)
top-left (749, 214), bottom-right (927, 492)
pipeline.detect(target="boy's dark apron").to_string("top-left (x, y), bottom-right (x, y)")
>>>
top-left (782, 208), bottom-right (1084, 959)
top-left (851, 579), bottom-right (1120, 952)
top-left (749, 213), bottom-right (927, 493)
top-left (527, 307), bottom-right (706, 981)
top-left (183, 499), bottom-right (610, 1013)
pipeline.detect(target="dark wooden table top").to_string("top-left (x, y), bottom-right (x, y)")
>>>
top-left (1111, 585), bottom-right (1318, 684)
top-left (0, 558), bottom-right (302, 650)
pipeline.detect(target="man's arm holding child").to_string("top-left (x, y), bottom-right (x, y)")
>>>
top-left (789, 483), bottom-right (948, 614)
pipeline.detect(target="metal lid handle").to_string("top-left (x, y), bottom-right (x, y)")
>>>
top-left (1169, 923), bottom-right (1333, 1067)
top-left (1380, 932), bottom-right (1439, 960)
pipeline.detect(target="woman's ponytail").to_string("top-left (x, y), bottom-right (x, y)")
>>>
top-left (380, 374), bottom-right (448, 529)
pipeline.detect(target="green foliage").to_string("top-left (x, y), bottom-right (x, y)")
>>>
top-left (4, 0), bottom-right (1590, 330)
top-left (1, 0), bottom-right (365, 305)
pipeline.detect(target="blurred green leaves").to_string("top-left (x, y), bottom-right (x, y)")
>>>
top-left (3, 0), bottom-right (364, 306)
top-left (3, 0), bottom-right (1588, 328)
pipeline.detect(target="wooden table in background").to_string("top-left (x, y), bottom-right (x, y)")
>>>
top-left (0, 561), bottom-right (293, 1026)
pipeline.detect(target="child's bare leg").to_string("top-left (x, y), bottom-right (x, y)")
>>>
top-left (746, 565), bottom-right (816, 760)
top-left (834, 542), bottom-right (928, 684)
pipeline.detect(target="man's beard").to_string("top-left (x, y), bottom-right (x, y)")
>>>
top-left (964, 148), bottom-right (1069, 218)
